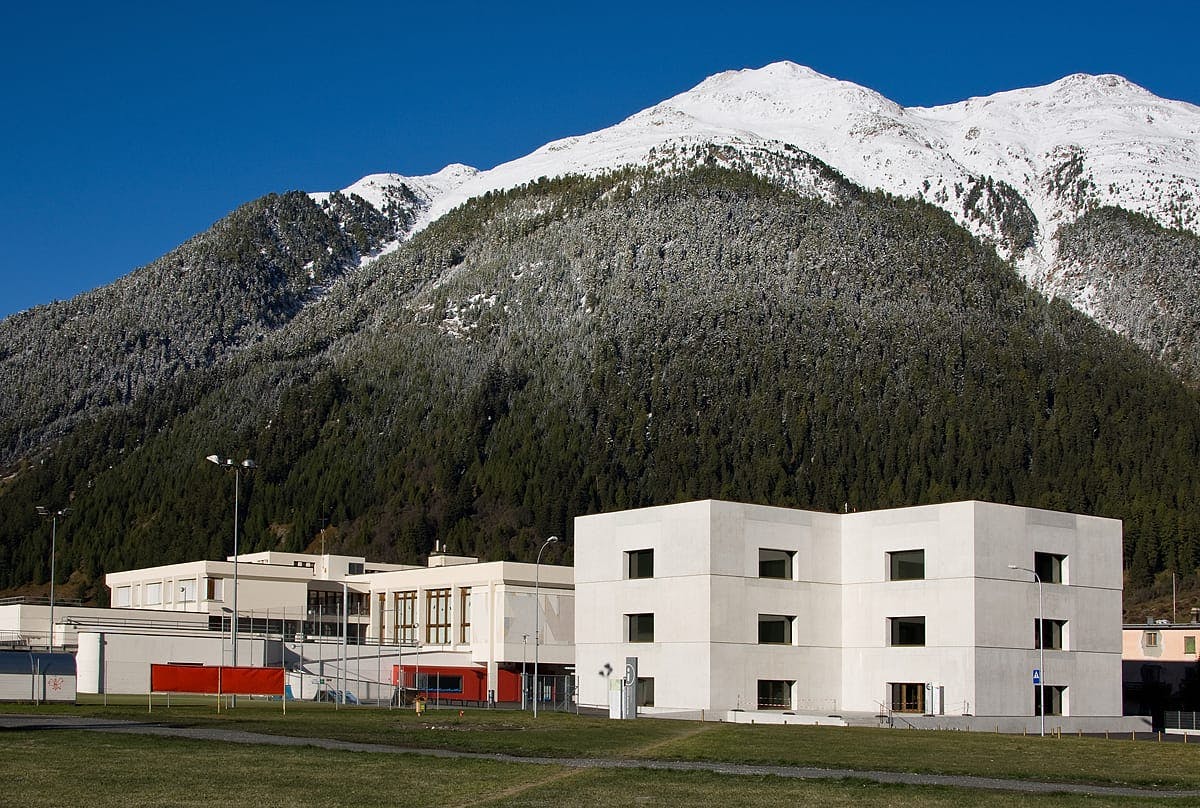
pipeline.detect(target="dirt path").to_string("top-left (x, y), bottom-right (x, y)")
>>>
top-left (446, 719), bottom-right (717, 808)
top-left (3, 714), bottom-right (1196, 799)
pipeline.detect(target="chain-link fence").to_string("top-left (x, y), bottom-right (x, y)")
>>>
top-left (523, 673), bottom-right (576, 712)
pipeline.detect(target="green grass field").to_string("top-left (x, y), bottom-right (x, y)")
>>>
top-left (1, 730), bottom-right (1195, 808)
top-left (3, 699), bottom-right (1200, 806)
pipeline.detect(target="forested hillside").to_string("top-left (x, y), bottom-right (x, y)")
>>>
top-left (0, 189), bottom-right (404, 461)
top-left (1053, 208), bottom-right (1200, 384)
top-left (2, 167), bottom-right (1198, 617)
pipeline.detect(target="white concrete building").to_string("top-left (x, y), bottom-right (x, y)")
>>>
top-left (358, 551), bottom-right (574, 703)
top-left (93, 549), bottom-right (573, 703)
top-left (574, 499), bottom-right (1124, 725)
top-left (105, 551), bottom-right (415, 640)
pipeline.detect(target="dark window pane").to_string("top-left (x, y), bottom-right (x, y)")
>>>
top-left (757, 679), bottom-right (792, 709)
top-left (758, 614), bottom-right (793, 644)
top-left (1035, 685), bottom-right (1065, 716)
top-left (890, 682), bottom-right (925, 712)
top-left (628, 549), bottom-right (654, 579)
top-left (1034, 552), bottom-right (1065, 584)
top-left (1036, 619), bottom-right (1065, 650)
top-left (889, 550), bottom-right (925, 580)
top-left (628, 613), bottom-right (654, 642)
top-left (759, 549), bottom-right (794, 579)
top-left (890, 617), bottom-right (926, 646)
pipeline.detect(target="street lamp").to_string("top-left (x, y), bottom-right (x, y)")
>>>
top-left (522, 633), bottom-right (529, 710)
top-left (207, 455), bottom-right (256, 669)
top-left (533, 535), bottom-right (559, 718)
top-left (35, 506), bottom-right (70, 650)
top-left (1009, 564), bottom-right (1044, 737)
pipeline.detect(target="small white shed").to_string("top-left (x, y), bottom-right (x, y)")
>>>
top-left (0, 651), bottom-right (77, 703)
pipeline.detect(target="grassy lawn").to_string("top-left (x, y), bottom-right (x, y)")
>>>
top-left (2, 730), bottom-right (1196, 808)
top-left (5, 698), bottom-right (1200, 791)
top-left (652, 722), bottom-right (1200, 789)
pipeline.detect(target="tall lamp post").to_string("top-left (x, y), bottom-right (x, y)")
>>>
top-left (36, 506), bottom-right (70, 650)
top-left (522, 633), bottom-right (529, 710)
top-left (207, 455), bottom-right (256, 670)
top-left (1009, 564), bottom-right (1044, 737)
top-left (533, 535), bottom-right (559, 718)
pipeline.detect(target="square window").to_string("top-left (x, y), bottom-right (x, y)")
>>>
top-left (888, 549), bottom-right (925, 580)
top-left (1035, 685), bottom-right (1067, 716)
top-left (757, 679), bottom-right (794, 710)
top-left (1036, 619), bottom-right (1067, 650)
top-left (1034, 552), bottom-right (1066, 584)
top-left (758, 614), bottom-right (795, 645)
top-left (759, 549), bottom-right (795, 579)
top-left (1144, 630), bottom-right (1160, 648)
top-left (626, 549), bottom-right (654, 579)
top-left (889, 616), bottom-right (926, 646)
top-left (890, 682), bottom-right (925, 713)
top-left (627, 613), bottom-right (654, 643)
top-left (636, 677), bottom-right (655, 707)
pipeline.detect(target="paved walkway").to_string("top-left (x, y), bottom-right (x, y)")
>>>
top-left (3, 714), bottom-right (1198, 799)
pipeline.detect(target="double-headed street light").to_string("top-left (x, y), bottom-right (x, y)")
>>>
top-left (207, 455), bottom-right (256, 668)
top-left (533, 535), bottom-right (559, 718)
top-left (1009, 564), bottom-right (1044, 737)
top-left (36, 506), bottom-right (71, 650)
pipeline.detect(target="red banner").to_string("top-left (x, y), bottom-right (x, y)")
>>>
top-left (151, 664), bottom-right (284, 695)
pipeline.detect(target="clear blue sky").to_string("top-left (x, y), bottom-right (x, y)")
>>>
top-left (2, 1), bottom-right (1197, 319)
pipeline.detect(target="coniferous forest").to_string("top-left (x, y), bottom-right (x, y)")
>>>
top-left (2, 166), bottom-right (1198, 618)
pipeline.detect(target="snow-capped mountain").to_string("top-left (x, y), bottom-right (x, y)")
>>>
top-left (319, 62), bottom-right (1200, 354)
top-left (8, 64), bottom-right (1200, 610)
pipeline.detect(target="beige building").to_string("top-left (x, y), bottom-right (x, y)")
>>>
top-left (1123, 622), bottom-right (1200, 663)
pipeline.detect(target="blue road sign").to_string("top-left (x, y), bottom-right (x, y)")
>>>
top-left (1033, 669), bottom-right (1041, 684)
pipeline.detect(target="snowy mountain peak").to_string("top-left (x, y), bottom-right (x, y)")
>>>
top-left (314, 163), bottom-right (479, 210)
top-left (674, 60), bottom-right (903, 120)
top-left (1049, 72), bottom-right (1149, 99)
top-left (325, 64), bottom-right (1200, 342)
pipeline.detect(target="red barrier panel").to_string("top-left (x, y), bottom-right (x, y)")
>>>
top-left (395, 664), bottom-right (519, 702)
top-left (151, 664), bottom-right (218, 693)
top-left (222, 666), bottom-right (284, 695)
top-left (151, 664), bottom-right (284, 696)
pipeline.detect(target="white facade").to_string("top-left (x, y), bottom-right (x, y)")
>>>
top-left (574, 499), bottom-right (1123, 720)
top-left (104, 551), bottom-right (413, 628)
top-left (92, 549), bottom-right (573, 701)
top-left (359, 554), bottom-right (574, 692)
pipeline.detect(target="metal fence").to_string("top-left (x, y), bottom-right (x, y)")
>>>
top-left (525, 673), bottom-right (576, 712)
top-left (1165, 711), bottom-right (1200, 731)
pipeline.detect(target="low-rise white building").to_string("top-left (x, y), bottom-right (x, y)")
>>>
top-left (97, 549), bottom-right (573, 703)
top-left (574, 499), bottom-right (1123, 724)
top-left (105, 551), bottom-right (414, 640)
top-left (358, 551), bottom-right (574, 703)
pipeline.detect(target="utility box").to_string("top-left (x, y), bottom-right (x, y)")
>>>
top-left (925, 683), bottom-right (944, 716)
